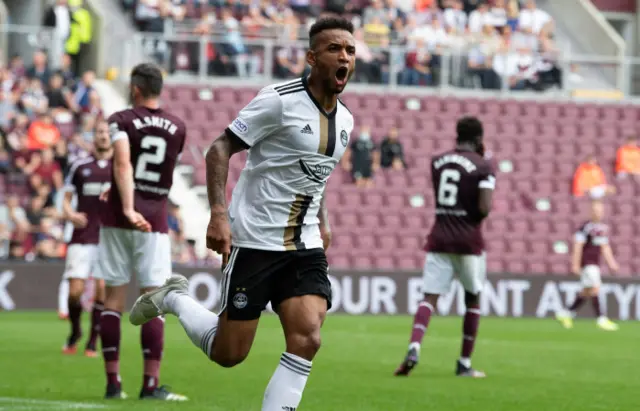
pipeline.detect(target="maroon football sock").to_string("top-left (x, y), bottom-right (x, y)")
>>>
top-left (591, 296), bottom-right (602, 317)
top-left (461, 307), bottom-right (481, 359)
top-left (100, 310), bottom-right (122, 387)
top-left (569, 296), bottom-right (585, 312)
top-left (409, 301), bottom-right (434, 346)
top-left (141, 317), bottom-right (164, 392)
top-left (67, 297), bottom-right (83, 343)
top-left (87, 301), bottom-right (104, 349)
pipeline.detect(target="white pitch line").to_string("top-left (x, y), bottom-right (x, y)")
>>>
top-left (0, 398), bottom-right (107, 409)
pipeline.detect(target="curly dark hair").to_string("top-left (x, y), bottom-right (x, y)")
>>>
top-left (308, 17), bottom-right (354, 49)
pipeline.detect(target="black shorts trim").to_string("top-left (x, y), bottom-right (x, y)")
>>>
top-left (219, 247), bottom-right (331, 321)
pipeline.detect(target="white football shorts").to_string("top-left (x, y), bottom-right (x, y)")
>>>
top-left (422, 252), bottom-right (487, 295)
top-left (580, 264), bottom-right (602, 288)
top-left (98, 227), bottom-right (172, 288)
top-left (63, 244), bottom-right (102, 280)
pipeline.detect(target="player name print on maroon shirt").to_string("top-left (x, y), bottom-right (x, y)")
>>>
top-left (102, 106), bottom-right (187, 234)
top-left (425, 148), bottom-right (496, 255)
top-left (66, 156), bottom-right (112, 245)
top-left (576, 221), bottom-right (609, 267)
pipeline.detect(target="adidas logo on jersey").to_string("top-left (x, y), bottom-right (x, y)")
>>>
top-left (300, 124), bottom-right (313, 135)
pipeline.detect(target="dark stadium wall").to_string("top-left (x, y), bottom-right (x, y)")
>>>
top-left (2, 263), bottom-right (640, 321)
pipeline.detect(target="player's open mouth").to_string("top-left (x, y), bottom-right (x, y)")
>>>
top-left (335, 67), bottom-right (348, 86)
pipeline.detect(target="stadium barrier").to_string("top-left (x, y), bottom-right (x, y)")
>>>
top-left (2, 262), bottom-right (640, 320)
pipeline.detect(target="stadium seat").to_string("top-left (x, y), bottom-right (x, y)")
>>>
top-left (164, 85), bottom-right (636, 274)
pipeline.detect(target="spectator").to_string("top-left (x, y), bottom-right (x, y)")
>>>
top-left (363, 0), bottom-right (390, 25)
top-left (385, 0), bottom-right (406, 23)
top-left (274, 30), bottom-right (306, 79)
top-left (402, 38), bottom-right (433, 86)
top-left (220, 9), bottom-right (260, 78)
top-left (66, 131), bottom-right (92, 164)
top-left (8, 240), bottom-right (27, 260)
top-left (468, 33), bottom-right (501, 89)
top-left (242, 5), bottom-right (275, 37)
top-left (443, 0), bottom-right (467, 33)
top-left (0, 136), bottom-right (10, 174)
top-left (0, 195), bottom-right (30, 247)
top-left (26, 50), bottom-right (52, 86)
top-left (363, 15), bottom-right (391, 46)
top-left (12, 132), bottom-right (42, 177)
top-left (43, 0), bottom-right (72, 62)
top-left (9, 55), bottom-right (26, 80)
top-left (0, 88), bottom-right (16, 130)
top-left (572, 154), bottom-right (612, 197)
top-left (34, 217), bottom-right (65, 260)
top-left (354, 29), bottom-right (384, 83)
top-left (379, 127), bottom-right (406, 170)
top-left (468, 1), bottom-right (492, 34)
top-left (518, 0), bottom-right (552, 35)
top-left (58, 53), bottom-right (77, 89)
top-left (46, 72), bottom-right (74, 119)
top-left (26, 112), bottom-right (61, 150)
top-left (615, 136), bottom-right (640, 180)
top-left (29, 147), bottom-right (64, 204)
top-left (343, 125), bottom-right (379, 188)
top-left (488, 0), bottom-right (507, 30)
top-left (72, 70), bottom-right (95, 112)
top-left (505, 0), bottom-right (520, 31)
top-left (20, 77), bottom-right (49, 118)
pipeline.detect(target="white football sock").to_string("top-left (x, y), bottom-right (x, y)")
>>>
top-left (163, 291), bottom-right (219, 357)
top-left (262, 352), bottom-right (312, 411)
top-left (58, 279), bottom-right (69, 315)
top-left (459, 357), bottom-right (472, 368)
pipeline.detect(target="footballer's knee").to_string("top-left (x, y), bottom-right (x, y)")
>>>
top-left (465, 291), bottom-right (480, 308)
top-left (285, 329), bottom-right (322, 361)
top-left (584, 287), bottom-right (599, 297)
top-left (210, 338), bottom-right (251, 367)
top-left (103, 284), bottom-right (127, 312)
top-left (424, 293), bottom-right (439, 307)
top-left (209, 312), bottom-right (257, 368)
top-left (210, 348), bottom-right (249, 368)
top-left (94, 279), bottom-right (106, 302)
top-left (68, 279), bottom-right (84, 300)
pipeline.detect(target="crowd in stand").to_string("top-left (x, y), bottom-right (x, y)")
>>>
top-left (0, 49), bottom-right (198, 264)
top-left (121, 0), bottom-right (573, 91)
top-left (0, 50), bottom-right (96, 261)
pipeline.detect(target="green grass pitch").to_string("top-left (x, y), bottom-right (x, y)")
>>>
top-left (0, 312), bottom-right (637, 411)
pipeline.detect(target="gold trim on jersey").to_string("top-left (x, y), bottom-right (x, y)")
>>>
top-left (317, 112), bottom-right (337, 157)
top-left (318, 113), bottom-right (329, 156)
top-left (283, 194), bottom-right (314, 251)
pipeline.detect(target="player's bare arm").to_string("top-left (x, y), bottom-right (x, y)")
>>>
top-left (602, 244), bottom-right (619, 272)
top-left (112, 138), bottom-right (151, 232)
top-left (478, 187), bottom-right (493, 218)
top-left (62, 190), bottom-right (87, 229)
top-left (318, 192), bottom-right (331, 250)
top-left (204, 131), bottom-right (247, 255)
top-left (571, 239), bottom-right (585, 275)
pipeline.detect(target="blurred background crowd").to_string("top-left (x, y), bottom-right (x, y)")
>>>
top-left (1, 0), bottom-right (634, 271)
top-left (120, 0), bottom-right (576, 91)
top-left (0, 49), bottom-right (198, 264)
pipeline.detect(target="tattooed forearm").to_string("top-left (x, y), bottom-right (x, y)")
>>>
top-left (205, 133), bottom-right (245, 213)
top-left (318, 193), bottom-right (330, 230)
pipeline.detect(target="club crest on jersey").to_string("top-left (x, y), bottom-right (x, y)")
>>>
top-left (299, 159), bottom-right (331, 184)
top-left (340, 130), bottom-right (348, 147)
top-left (82, 168), bottom-right (91, 177)
top-left (232, 118), bottom-right (248, 134)
top-left (232, 293), bottom-right (248, 309)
